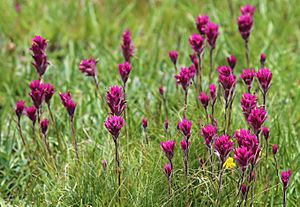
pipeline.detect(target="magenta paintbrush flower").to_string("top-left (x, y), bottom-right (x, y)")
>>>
top-left (238, 14), bottom-right (253, 41)
top-left (201, 124), bottom-right (217, 148)
top-left (79, 58), bottom-right (97, 77)
top-left (189, 34), bottom-right (205, 55)
top-left (180, 139), bottom-right (190, 152)
top-left (164, 163), bottom-right (172, 179)
top-left (218, 66), bottom-right (236, 102)
top-left (105, 115), bottom-right (125, 140)
top-left (15, 100), bottom-right (25, 120)
top-left (234, 129), bottom-right (258, 148)
top-left (169, 51), bottom-right (178, 66)
top-left (106, 85), bottom-right (126, 116)
top-left (227, 55), bottom-right (237, 70)
top-left (214, 135), bottom-right (234, 163)
top-left (240, 4), bottom-right (256, 16)
top-left (209, 84), bottom-right (217, 105)
top-left (272, 144), bottom-right (278, 155)
top-left (205, 22), bottom-right (219, 49)
top-left (217, 65), bottom-right (233, 77)
top-left (44, 83), bottom-right (55, 104)
top-left (159, 86), bottom-right (165, 96)
top-left (59, 91), bottom-right (76, 118)
top-left (240, 68), bottom-right (256, 92)
top-left (178, 118), bottom-right (192, 138)
top-left (175, 67), bottom-right (193, 91)
top-left (30, 36), bottom-right (49, 78)
top-left (234, 147), bottom-right (253, 172)
top-left (121, 29), bottom-right (134, 62)
top-left (164, 117), bottom-right (169, 133)
top-left (29, 80), bottom-right (45, 109)
top-left (40, 118), bottom-right (49, 135)
top-left (160, 140), bottom-right (176, 161)
top-left (199, 92), bottom-right (209, 109)
top-left (247, 106), bottom-right (267, 135)
top-left (25, 106), bottom-right (37, 124)
top-left (262, 126), bottom-right (270, 140)
top-left (189, 54), bottom-right (199, 72)
top-left (241, 93), bottom-right (257, 120)
top-left (256, 68), bottom-right (272, 93)
top-left (195, 15), bottom-right (210, 35)
top-left (118, 61), bottom-right (132, 84)
top-left (241, 184), bottom-right (247, 196)
top-left (142, 117), bottom-right (148, 129)
top-left (281, 170), bottom-right (292, 189)
top-left (260, 53), bottom-right (266, 67)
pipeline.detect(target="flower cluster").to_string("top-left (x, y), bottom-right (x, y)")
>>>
top-left (189, 34), bottom-right (205, 55)
top-left (240, 68), bottom-right (256, 92)
top-left (175, 67), bottom-right (194, 91)
top-left (205, 22), bottom-right (219, 49)
top-left (247, 106), bottom-right (267, 135)
top-left (241, 93), bottom-right (257, 120)
top-left (121, 29), bottom-right (134, 62)
top-left (59, 92), bottom-right (77, 118)
top-left (160, 140), bottom-right (176, 162)
top-left (201, 124), bottom-right (217, 148)
top-left (118, 62), bottom-right (132, 84)
top-left (105, 115), bottom-right (125, 140)
top-left (195, 15), bottom-right (210, 35)
top-left (178, 118), bottom-right (192, 138)
top-left (218, 66), bottom-right (237, 102)
top-left (214, 135), bottom-right (234, 163)
top-left (106, 85), bottom-right (126, 116)
top-left (169, 51), bottom-right (178, 66)
top-left (30, 36), bottom-right (49, 78)
top-left (79, 58), bottom-right (98, 77)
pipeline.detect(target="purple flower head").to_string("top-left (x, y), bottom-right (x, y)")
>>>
top-left (201, 124), bottom-right (217, 148)
top-left (159, 86), bottom-right (165, 96)
top-left (29, 80), bottom-right (45, 109)
top-left (180, 139), bottom-right (190, 152)
top-left (214, 135), bottom-right (234, 163)
top-left (199, 92), bottom-right (209, 109)
top-left (217, 65), bottom-right (233, 77)
top-left (142, 117), bottom-right (148, 129)
top-left (262, 126), bottom-right (270, 140)
top-left (227, 55), bottom-right (237, 70)
top-left (248, 106), bottom-right (267, 135)
top-left (106, 85), bottom-right (126, 116)
top-left (121, 29), bottom-right (134, 62)
top-left (59, 92), bottom-right (76, 118)
top-left (234, 147), bottom-right (253, 172)
top-left (188, 65), bottom-right (196, 79)
top-left (256, 68), bottom-right (272, 93)
top-left (189, 54), bottom-right (199, 72)
top-left (25, 106), bottom-right (36, 124)
top-left (281, 170), bottom-right (292, 189)
top-left (209, 84), bottom-right (217, 105)
top-left (79, 58), bottom-right (97, 77)
top-left (205, 22), bottom-right (219, 49)
top-left (30, 36), bottom-right (47, 54)
top-left (160, 140), bottom-right (176, 161)
top-left (15, 100), bottom-right (25, 119)
top-left (164, 118), bottom-right (169, 133)
top-left (241, 93), bottom-right (257, 120)
top-left (30, 36), bottom-right (49, 77)
top-left (241, 184), bottom-right (247, 196)
top-left (178, 118), bottom-right (192, 138)
top-left (44, 83), bottom-right (55, 104)
top-left (272, 144), bottom-right (278, 155)
top-left (105, 115), bottom-right (125, 140)
top-left (118, 62), bottom-right (132, 84)
top-left (260, 53), bottom-right (266, 66)
top-left (240, 68), bottom-right (256, 91)
top-left (240, 4), bottom-right (256, 16)
top-left (164, 163), bottom-right (172, 179)
top-left (175, 67), bottom-right (193, 91)
top-left (189, 34), bottom-right (205, 55)
top-left (169, 51), bottom-right (179, 65)
top-left (40, 118), bottom-right (49, 135)
top-left (238, 14), bottom-right (253, 41)
top-left (234, 129), bottom-right (258, 148)
top-left (195, 15), bottom-right (210, 35)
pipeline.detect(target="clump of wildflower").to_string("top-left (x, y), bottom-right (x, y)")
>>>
top-left (15, 101), bottom-right (25, 121)
top-left (240, 4), bottom-right (256, 16)
top-left (214, 135), bottom-right (234, 163)
top-left (79, 58), bottom-right (97, 77)
top-left (256, 68), bottom-right (272, 94)
top-left (227, 55), bottom-right (237, 70)
top-left (247, 106), bottom-right (267, 135)
top-left (205, 22), bottom-right (219, 49)
top-left (169, 51), bottom-right (178, 66)
top-left (238, 14), bottom-right (253, 41)
top-left (121, 29), bottom-right (134, 62)
top-left (106, 85), bottom-right (126, 116)
top-left (30, 36), bottom-right (49, 78)
top-left (180, 139), bottom-right (190, 152)
top-left (241, 93), bottom-right (257, 120)
top-left (201, 124), bottom-right (217, 148)
top-left (199, 92), bottom-right (209, 121)
top-left (164, 163), bottom-right (172, 179)
top-left (25, 106), bottom-right (37, 125)
top-left (60, 92), bottom-right (76, 118)
top-left (178, 118), bottom-right (192, 138)
top-left (189, 34), bottom-right (205, 55)
top-left (118, 62), bottom-right (132, 85)
top-left (161, 140), bottom-right (176, 165)
top-left (240, 69), bottom-right (256, 92)
top-left (234, 147), bottom-right (253, 172)
top-left (195, 15), bottom-right (210, 35)
top-left (281, 170), bottom-right (292, 207)
top-left (105, 115), bottom-right (125, 140)
top-left (29, 80), bottom-right (45, 109)
top-left (260, 53), bottom-right (266, 67)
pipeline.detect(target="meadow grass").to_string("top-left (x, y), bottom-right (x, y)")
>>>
top-left (0, 0), bottom-right (299, 206)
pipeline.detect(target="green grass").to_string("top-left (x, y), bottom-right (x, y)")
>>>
top-left (0, 0), bottom-right (299, 206)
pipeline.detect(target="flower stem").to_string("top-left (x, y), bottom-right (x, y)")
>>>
top-left (144, 128), bottom-right (149, 144)
top-left (283, 187), bottom-right (287, 207)
top-left (48, 103), bottom-right (64, 151)
top-left (197, 54), bottom-right (203, 92)
top-left (274, 155), bottom-right (279, 177)
top-left (93, 76), bottom-right (108, 113)
top-left (123, 82), bottom-right (129, 143)
top-left (184, 89), bottom-right (188, 118)
top-left (245, 40), bottom-right (250, 68)
top-left (217, 162), bottom-right (224, 206)
top-left (70, 117), bottom-right (79, 161)
top-left (17, 119), bottom-right (27, 148)
top-left (43, 133), bottom-right (52, 156)
top-left (114, 139), bottom-right (121, 204)
top-left (209, 47), bottom-right (214, 83)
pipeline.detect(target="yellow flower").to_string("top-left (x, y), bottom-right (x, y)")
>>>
top-left (224, 157), bottom-right (236, 169)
